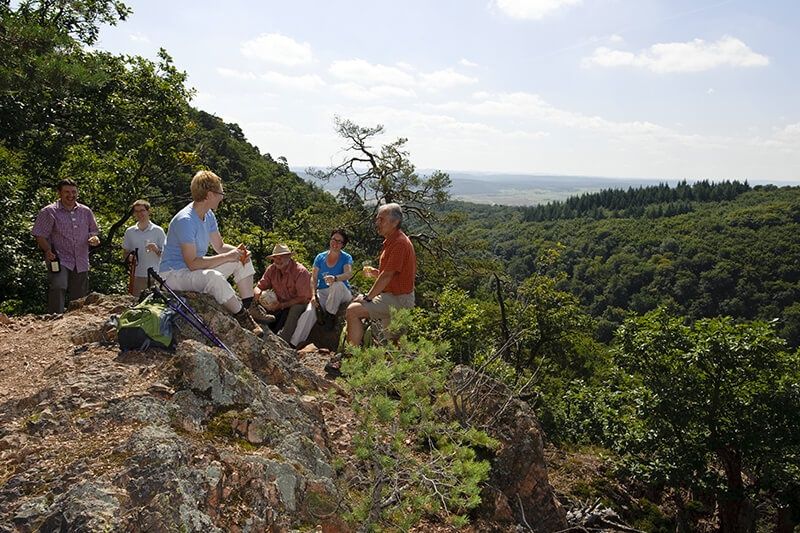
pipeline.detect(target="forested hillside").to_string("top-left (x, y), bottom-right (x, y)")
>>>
top-left (436, 182), bottom-right (800, 347)
top-left (424, 184), bottom-right (800, 531)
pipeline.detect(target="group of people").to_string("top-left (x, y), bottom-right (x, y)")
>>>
top-left (32, 171), bottom-right (416, 350)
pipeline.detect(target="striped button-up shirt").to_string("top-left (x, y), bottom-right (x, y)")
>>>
top-left (32, 201), bottom-right (99, 273)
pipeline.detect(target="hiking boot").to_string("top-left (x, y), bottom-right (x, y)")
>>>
top-left (249, 302), bottom-right (275, 324)
top-left (234, 307), bottom-right (263, 337)
top-left (324, 353), bottom-right (343, 378)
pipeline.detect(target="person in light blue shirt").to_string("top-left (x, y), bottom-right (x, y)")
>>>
top-left (122, 199), bottom-right (166, 297)
top-left (290, 229), bottom-right (354, 346)
top-left (159, 170), bottom-right (262, 336)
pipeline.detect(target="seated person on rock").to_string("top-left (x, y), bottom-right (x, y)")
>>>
top-left (345, 203), bottom-right (416, 346)
top-left (253, 244), bottom-right (312, 344)
top-left (288, 229), bottom-right (354, 347)
top-left (158, 170), bottom-right (262, 337)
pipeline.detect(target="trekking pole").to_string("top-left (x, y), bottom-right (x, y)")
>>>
top-left (126, 249), bottom-right (138, 295)
top-left (148, 267), bottom-right (236, 358)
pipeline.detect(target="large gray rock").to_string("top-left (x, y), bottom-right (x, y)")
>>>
top-left (0, 293), bottom-right (342, 532)
top-left (449, 365), bottom-right (568, 532)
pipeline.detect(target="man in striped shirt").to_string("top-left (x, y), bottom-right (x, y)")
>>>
top-left (32, 179), bottom-right (100, 313)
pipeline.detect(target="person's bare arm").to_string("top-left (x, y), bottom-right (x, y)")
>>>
top-left (35, 236), bottom-right (56, 262)
top-left (180, 242), bottom-right (240, 271)
top-left (360, 270), bottom-right (395, 300)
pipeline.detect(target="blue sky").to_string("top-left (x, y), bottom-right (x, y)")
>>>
top-left (96, 0), bottom-right (800, 181)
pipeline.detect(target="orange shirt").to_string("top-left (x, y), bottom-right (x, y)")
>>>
top-left (379, 229), bottom-right (416, 295)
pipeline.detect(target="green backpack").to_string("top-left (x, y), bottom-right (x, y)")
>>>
top-left (117, 294), bottom-right (175, 351)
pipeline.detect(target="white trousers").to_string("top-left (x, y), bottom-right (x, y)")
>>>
top-left (290, 282), bottom-right (352, 346)
top-left (160, 260), bottom-right (255, 305)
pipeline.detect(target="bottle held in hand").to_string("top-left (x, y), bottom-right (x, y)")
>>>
top-left (48, 254), bottom-right (61, 273)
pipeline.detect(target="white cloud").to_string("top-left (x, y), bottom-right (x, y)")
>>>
top-left (260, 71), bottom-right (325, 91)
top-left (333, 83), bottom-right (417, 101)
top-left (330, 59), bottom-right (477, 94)
top-left (329, 59), bottom-right (416, 87)
top-left (608, 34), bottom-right (624, 43)
top-left (331, 104), bottom-right (554, 173)
top-left (583, 36), bottom-right (769, 73)
top-left (753, 122), bottom-right (800, 151)
top-left (240, 33), bottom-right (313, 66)
top-left (129, 32), bottom-right (150, 43)
top-left (707, 88), bottom-right (715, 94)
top-left (508, 129), bottom-right (550, 140)
top-left (492, 0), bottom-right (582, 20)
top-left (346, 106), bottom-right (505, 138)
top-left (459, 58), bottom-right (479, 67)
top-left (419, 68), bottom-right (478, 90)
top-left (216, 67), bottom-right (258, 80)
top-left (215, 68), bottom-right (323, 90)
top-left (780, 122), bottom-right (800, 137)
top-left (433, 91), bottom-right (709, 146)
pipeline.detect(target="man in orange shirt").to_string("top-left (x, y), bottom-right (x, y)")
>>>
top-left (345, 203), bottom-right (416, 346)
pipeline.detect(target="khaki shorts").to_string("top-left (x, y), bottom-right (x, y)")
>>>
top-left (130, 276), bottom-right (154, 297)
top-left (364, 292), bottom-right (415, 326)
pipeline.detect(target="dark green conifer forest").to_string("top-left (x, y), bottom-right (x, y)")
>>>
top-left (2, 1), bottom-right (799, 531)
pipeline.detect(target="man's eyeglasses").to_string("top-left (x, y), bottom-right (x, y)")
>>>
top-left (133, 209), bottom-right (148, 214)
top-left (330, 238), bottom-right (345, 244)
top-left (209, 189), bottom-right (225, 197)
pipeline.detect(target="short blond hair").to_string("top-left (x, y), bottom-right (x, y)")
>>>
top-left (190, 170), bottom-right (222, 202)
top-left (131, 199), bottom-right (150, 211)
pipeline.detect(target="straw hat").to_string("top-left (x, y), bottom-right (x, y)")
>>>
top-left (268, 243), bottom-right (294, 258)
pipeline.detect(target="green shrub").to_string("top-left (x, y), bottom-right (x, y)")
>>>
top-left (338, 330), bottom-right (497, 531)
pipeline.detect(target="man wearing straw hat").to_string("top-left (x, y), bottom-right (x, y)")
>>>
top-left (253, 243), bottom-right (312, 344)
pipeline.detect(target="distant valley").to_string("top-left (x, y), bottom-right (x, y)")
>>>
top-left (296, 168), bottom-right (800, 206)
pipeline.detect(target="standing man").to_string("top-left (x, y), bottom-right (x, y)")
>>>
top-left (254, 244), bottom-right (312, 345)
top-left (32, 178), bottom-right (100, 314)
top-left (159, 170), bottom-right (262, 337)
top-left (345, 203), bottom-right (416, 346)
top-left (122, 199), bottom-right (166, 297)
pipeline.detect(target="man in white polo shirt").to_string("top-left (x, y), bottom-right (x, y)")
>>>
top-left (122, 199), bottom-right (167, 297)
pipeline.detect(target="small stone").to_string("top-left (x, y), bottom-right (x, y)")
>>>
top-left (147, 383), bottom-right (175, 397)
top-left (0, 433), bottom-right (28, 451)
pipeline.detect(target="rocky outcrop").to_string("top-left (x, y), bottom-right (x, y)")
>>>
top-left (449, 365), bottom-right (568, 533)
top-left (1, 292), bottom-right (574, 532)
top-left (0, 293), bottom-right (342, 532)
